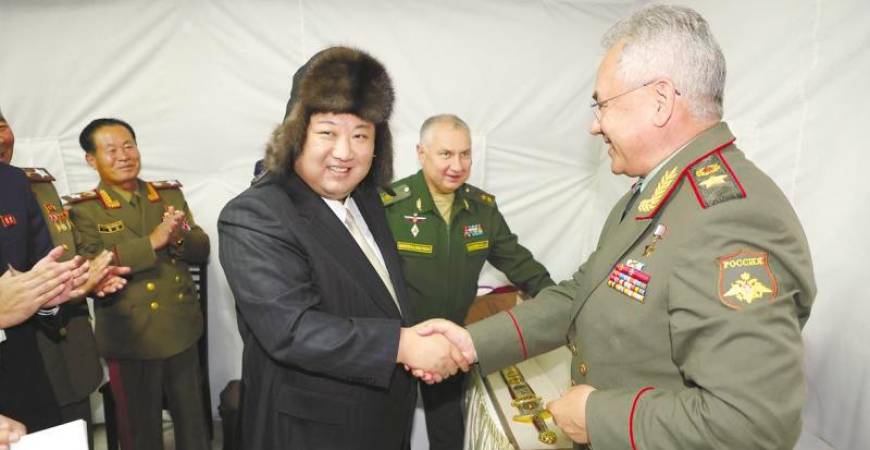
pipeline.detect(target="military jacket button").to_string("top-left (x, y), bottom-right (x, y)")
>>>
top-left (146, 282), bottom-right (156, 291)
top-left (174, 275), bottom-right (182, 283)
top-left (578, 363), bottom-right (588, 376)
top-left (567, 343), bottom-right (577, 355)
top-left (59, 327), bottom-right (67, 337)
top-left (177, 293), bottom-right (184, 300)
top-left (150, 301), bottom-right (159, 310)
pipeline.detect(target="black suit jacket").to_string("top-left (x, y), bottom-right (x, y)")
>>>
top-left (0, 163), bottom-right (62, 431)
top-left (218, 172), bottom-right (416, 450)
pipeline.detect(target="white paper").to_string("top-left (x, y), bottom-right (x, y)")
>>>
top-left (11, 419), bottom-right (87, 450)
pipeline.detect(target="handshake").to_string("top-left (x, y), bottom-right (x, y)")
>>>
top-left (396, 319), bottom-right (478, 384)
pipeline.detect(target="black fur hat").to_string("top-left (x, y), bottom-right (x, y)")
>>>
top-left (264, 47), bottom-right (395, 189)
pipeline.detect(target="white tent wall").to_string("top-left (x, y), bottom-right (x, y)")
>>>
top-left (0, 1), bottom-right (867, 449)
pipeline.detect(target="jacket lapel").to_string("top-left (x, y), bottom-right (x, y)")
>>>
top-left (285, 175), bottom-right (402, 319)
top-left (354, 188), bottom-right (412, 323)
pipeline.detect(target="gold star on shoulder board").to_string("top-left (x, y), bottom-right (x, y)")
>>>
top-left (699, 174), bottom-right (728, 189)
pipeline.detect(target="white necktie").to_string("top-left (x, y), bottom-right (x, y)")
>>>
top-left (344, 209), bottom-right (401, 315)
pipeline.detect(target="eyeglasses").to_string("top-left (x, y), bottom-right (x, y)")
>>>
top-left (590, 81), bottom-right (681, 120)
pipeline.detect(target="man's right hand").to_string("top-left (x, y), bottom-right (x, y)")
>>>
top-left (396, 323), bottom-right (472, 384)
top-left (407, 319), bottom-right (478, 383)
top-left (0, 414), bottom-right (26, 449)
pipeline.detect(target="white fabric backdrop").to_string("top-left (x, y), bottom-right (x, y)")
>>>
top-left (1, 1), bottom-right (867, 448)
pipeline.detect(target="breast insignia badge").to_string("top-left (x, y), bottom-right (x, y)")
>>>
top-left (403, 213), bottom-right (427, 237)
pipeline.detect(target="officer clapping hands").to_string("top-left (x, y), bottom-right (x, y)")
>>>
top-left (82, 249), bottom-right (131, 298)
top-left (149, 206), bottom-right (186, 250)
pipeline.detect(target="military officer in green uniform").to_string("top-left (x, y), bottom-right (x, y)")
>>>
top-left (26, 168), bottom-right (105, 450)
top-left (413, 6), bottom-right (816, 450)
top-left (384, 114), bottom-right (554, 450)
top-left (67, 118), bottom-right (210, 450)
top-left (0, 109), bottom-right (128, 449)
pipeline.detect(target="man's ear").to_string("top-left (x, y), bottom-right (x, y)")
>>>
top-left (416, 143), bottom-right (426, 165)
top-left (85, 152), bottom-right (97, 170)
top-left (652, 79), bottom-right (677, 127)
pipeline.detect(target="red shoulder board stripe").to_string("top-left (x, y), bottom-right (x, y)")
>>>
top-left (685, 141), bottom-right (745, 209)
top-left (635, 138), bottom-right (736, 220)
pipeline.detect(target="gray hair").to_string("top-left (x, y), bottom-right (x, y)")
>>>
top-left (419, 114), bottom-right (470, 145)
top-left (603, 4), bottom-right (726, 120)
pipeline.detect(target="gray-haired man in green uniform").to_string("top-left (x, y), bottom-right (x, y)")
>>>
top-left (383, 114), bottom-right (554, 449)
top-left (411, 5), bottom-right (816, 450)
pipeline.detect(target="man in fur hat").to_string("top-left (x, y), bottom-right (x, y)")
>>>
top-left (219, 47), bottom-right (468, 450)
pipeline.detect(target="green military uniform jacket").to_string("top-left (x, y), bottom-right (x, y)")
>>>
top-left (67, 179), bottom-right (209, 360)
top-left (383, 171), bottom-right (554, 324)
top-left (24, 167), bottom-right (103, 408)
top-left (469, 123), bottom-right (816, 450)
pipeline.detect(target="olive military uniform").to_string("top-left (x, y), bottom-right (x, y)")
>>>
top-left (383, 171), bottom-right (554, 325)
top-left (469, 123), bottom-right (816, 450)
top-left (24, 167), bottom-right (102, 449)
top-left (67, 179), bottom-right (210, 450)
top-left (384, 170), bottom-right (554, 450)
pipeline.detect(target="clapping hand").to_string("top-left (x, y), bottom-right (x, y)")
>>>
top-left (80, 250), bottom-right (131, 298)
top-left (0, 414), bottom-right (26, 449)
top-left (0, 245), bottom-right (87, 327)
top-left (149, 206), bottom-right (186, 250)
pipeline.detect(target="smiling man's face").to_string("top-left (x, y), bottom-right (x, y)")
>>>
top-left (86, 124), bottom-right (142, 191)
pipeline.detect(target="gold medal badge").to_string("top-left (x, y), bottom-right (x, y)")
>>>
top-left (718, 250), bottom-right (778, 309)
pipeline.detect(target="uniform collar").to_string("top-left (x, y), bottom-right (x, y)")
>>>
top-left (98, 179), bottom-right (145, 207)
top-left (410, 170), bottom-right (470, 215)
top-left (632, 122), bottom-right (736, 220)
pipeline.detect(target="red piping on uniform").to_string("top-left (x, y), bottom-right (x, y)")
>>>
top-left (687, 173), bottom-right (707, 208)
top-left (629, 386), bottom-right (655, 450)
top-left (635, 138), bottom-right (737, 219)
top-left (716, 149), bottom-right (747, 198)
top-left (505, 310), bottom-right (528, 359)
top-left (108, 360), bottom-right (134, 450)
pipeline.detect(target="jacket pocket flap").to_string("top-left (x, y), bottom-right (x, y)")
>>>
top-left (277, 384), bottom-right (351, 424)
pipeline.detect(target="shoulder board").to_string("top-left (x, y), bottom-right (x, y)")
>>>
top-left (149, 179), bottom-right (183, 190)
top-left (463, 184), bottom-right (496, 207)
top-left (21, 167), bottom-right (55, 183)
top-left (686, 148), bottom-right (746, 209)
top-left (381, 184), bottom-right (412, 206)
top-left (63, 190), bottom-right (99, 205)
